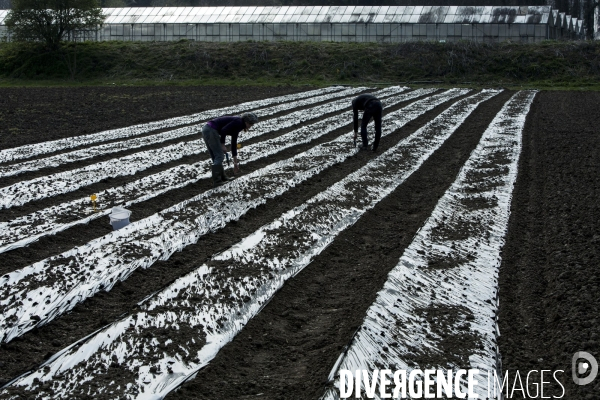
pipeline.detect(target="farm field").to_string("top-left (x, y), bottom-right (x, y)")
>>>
top-left (0, 86), bottom-right (598, 399)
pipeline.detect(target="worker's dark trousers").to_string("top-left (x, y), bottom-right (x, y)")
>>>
top-left (202, 124), bottom-right (225, 166)
top-left (360, 100), bottom-right (383, 150)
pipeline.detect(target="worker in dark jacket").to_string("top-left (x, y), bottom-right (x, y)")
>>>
top-left (352, 94), bottom-right (383, 152)
top-left (202, 112), bottom-right (258, 186)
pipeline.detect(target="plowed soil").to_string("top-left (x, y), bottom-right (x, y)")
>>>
top-left (0, 87), bottom-right (598, 400)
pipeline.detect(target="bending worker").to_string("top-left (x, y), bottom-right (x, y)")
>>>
top-left (202, 112), bottom-right (258, 186)
top-left (352, 93), bottom-right (383, 152)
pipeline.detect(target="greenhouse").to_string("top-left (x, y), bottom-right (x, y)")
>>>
top-left (0, 5), bottom-right (585, 43)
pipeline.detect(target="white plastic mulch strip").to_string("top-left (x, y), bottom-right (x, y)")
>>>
top-left (0, 86), bottom-right (383, 209)
top-left (0, 87), bottom-right (367, 179)
top-left (321, 91), bottom-right (537, 400)
top-left (0, 86), bottom-right (345, 164)
top-left (0, 89), bottom-right (468, 344)
top-left (0, 87), bottom-right (418, 254)
top-left (0, 89), bottom-right (500, 400)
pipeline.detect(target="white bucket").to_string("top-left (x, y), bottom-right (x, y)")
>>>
top-left (109, 206), bottom-right (131, 230)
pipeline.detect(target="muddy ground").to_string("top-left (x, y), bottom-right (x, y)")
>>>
top-left (0, 87), bottom-right (598, 399)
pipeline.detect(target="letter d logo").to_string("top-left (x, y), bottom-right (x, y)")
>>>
top-left (572, 351), bottom-right (598, 385)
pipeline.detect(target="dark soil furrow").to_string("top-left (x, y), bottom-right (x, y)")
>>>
top-left (497, 91), bottom-right (600, 399)
top-left (0, 89), bottom-right (476, 385)
top-left (166, 90), bottom-right (515, 399)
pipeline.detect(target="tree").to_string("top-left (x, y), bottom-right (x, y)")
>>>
top-left (5, 0), bottom-right (105, 50)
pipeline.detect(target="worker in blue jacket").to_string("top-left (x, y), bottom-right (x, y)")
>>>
top-left (352, 94), bottom-right (383, 152)
top-left (202, 112), bottom-right (258, 186)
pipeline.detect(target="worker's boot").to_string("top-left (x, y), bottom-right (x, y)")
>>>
top-left (220, 164), bottom-right (234, 182)
top-left (212, 165), bottom-right (223, 187)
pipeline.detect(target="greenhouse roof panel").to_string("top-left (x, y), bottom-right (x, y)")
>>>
top-left (282, 13), bottom-right (296, 23)
top-left (320, 14), bottom-right (334, 23)
top-left (182, 7), bottom-right (195, 16)
top-left (144, 7), bottom-right (158, 16)
top-left (329, 13), bottom-right (343, 23)
top-left (456, 6), bottom-right (474, 15)
top-left (125, 15), bottom-right (141, 24)
top-left (528, 5), bottom-right (550, 14)
top-left (142, 15), bottom-right (158, 23)
top-left (452, 14), bottom-right (468, 23)
top-left (413, 6), bottom-right (423, 15)
top-left (109, 8), bottom-right (125, 16)
top-left (197, 13), bottom-right (211, 23)
top-left (205, 14), bottom-right (220, 23)
top-left (382, 13), bottom-right (394, 23)
top-left (226, 6), bottom-right (240, 15)
top-left (238, 14), bottom-right (253, 23)
top-left (471, 14), bottom-right (482, 23)
top-left (377, 6), bottom-right (390, 15)
top-left (372, 14), bottom-right (386, 23)
top-left (111, 15), bottom-right (126, 24)
top-left (396, 14), bottom-right (411, 23)
top-left (221, 12), bottom-right (237, 23)
top-left (526, 13), bottom-right (543, 23)
top-left (260, 14), bottom-right (274, 23)
top-left (339, 14), bottom-right (352, 23)
top-left (540, 13), bottom-right (549, 24)
top-left (162, 7), bottom-right (177, 16)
